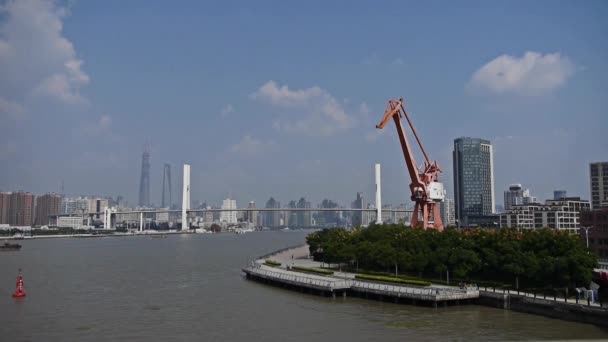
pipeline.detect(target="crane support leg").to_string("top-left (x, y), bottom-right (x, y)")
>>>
top-left (432, 203), bottom-right (444, 231)
top-left (412, 202), bottom-right (420, 228)
top-left (411, 202), bottom-right (444, 231)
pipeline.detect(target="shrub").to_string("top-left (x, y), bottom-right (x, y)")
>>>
top-left (355, 274), bottom-right (431, 286)
top-left (292, 266), bottom-right (334, 275)
top-left (265, 259), bottom-right (281, 267)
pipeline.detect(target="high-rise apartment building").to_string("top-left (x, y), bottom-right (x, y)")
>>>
top-left (590, 162), bottom-right (608, 209)
top-left (220, 198), bottom-right (237, 224)
top-left (138, 148), bottom-right (151, 207)
top-left (0, 192), bottom-right (10, 224)
top-left (440, 199), bottom-right (456, 227)
top-left (35, 193), bottom-right (62, 226)
top-left (246, 201), bottom-right (257, 225)
top-left (453, 137), bottom-right (495, 226)
top-left (203, 206), bottom-right (214, 225)
top-left (8, 191), bottom-right (36, 226)
top-left (265, 197), bottom-right (281, 228)
top-left (62, 197), bottom-right (90, 215)
top-left (287, 200), bottom-right (297, 227)
top-left (297, 197), bottom-right (312, 227)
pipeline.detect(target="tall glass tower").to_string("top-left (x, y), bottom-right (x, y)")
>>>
top-left (138, 148), bottom-right (150, 207)
top-left (161, 163), bottom-right (172, 208)
top-left (453, 137), bottom-right (495, 226)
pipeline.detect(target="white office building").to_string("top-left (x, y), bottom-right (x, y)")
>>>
top-left (499, 197), bottom-right (590, 233)
top-left (62, 197), bottom-right (90, 215)
top-left (440, 199), bottom-right (456, 227)
top-left (221, 198), bottom-right (237, 224)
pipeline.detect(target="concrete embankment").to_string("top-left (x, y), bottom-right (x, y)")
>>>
top-left (478, 291), bottom-right (608, 328)
top-left (244, 244), bottom-right (479, 307)
top-left (246, 244), bottom-right (608, 327)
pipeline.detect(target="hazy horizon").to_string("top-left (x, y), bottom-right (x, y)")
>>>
top-left (1, 0), bottom-right (607, 208)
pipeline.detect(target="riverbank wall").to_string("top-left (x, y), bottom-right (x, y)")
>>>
top-left (243, 265), bottom-right (479, 307)
top-left (244, 244), bottom-right (479, 307)
top-left (246, 245), bottom-right (608, 328)
top-left (478, 290), bottom-right (608, 328)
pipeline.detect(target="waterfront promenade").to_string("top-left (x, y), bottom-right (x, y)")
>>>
top-left (244, 244), bottom-right (608, 327)
top-left (244, 244), bottom-right (480, 305)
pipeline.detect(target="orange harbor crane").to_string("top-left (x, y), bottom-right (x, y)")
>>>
top-left (376, 98), bottom-right (445, 230)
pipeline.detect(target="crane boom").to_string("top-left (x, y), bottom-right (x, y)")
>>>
top-left (376, 97), bottom-right (444, 231)
top-left (376, 99), bottom-right (423, 188)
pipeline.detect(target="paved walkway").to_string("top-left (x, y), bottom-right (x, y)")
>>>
top-left (481, 287), bottom-right (605, 309)
top-left (260, 246), bottom-right (606, 304)
top-left (247, 245), bottom-right (478, 301)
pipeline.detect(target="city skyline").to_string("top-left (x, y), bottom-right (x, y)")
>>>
top-left (1, 1), bottom-right (607, 208)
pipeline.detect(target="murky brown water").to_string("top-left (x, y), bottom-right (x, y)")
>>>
top-left (1, 231), bottom-right (607, 341)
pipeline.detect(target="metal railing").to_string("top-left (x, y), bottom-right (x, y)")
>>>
top-left (255, 244), bottom-right (306, 262)
top-left (246, 266), bottom-right (351, 289)
top-left (480, 286), bottom-right (605, 309)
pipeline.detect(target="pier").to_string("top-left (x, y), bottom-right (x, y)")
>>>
top-left (243, 245), bottom-right (479, 306)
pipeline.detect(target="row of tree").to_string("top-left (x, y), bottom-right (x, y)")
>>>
top-left (306, 224), bottom-right (597, 290)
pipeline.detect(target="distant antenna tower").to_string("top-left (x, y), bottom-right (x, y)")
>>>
top-left (138, 145), bottom-right (151, 207)
top-left (161, 163), bottom-right (172, 208)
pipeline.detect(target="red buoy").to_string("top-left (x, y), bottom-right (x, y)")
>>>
top-left (12, 270), bottom-right (26, 298)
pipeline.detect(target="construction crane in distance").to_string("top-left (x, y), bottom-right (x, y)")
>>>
top-left (376, 98), bottom-right (445, 231)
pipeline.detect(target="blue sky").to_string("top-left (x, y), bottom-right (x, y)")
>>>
top-left (0, 0), bottom-right (606, 208)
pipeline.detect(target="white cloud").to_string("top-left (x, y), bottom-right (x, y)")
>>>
top-left (0, 97), bottom-right (25, 120)
top-left (230, 135), bottom-right (276, 158)
top-left (359, 102), bottom-right (371, 117)
top-left (251, 81), bottom-right (353, 136)
top-left (0, 0), bottom-right (89, 106)
top-left (79, 115), bottom-right (115, 139)
top-left (365, 130), bottom-right (384, 142)
top-left (98, 115), bottom-right (112, 129)
top-left (392, 57), bottom-right (405, 66)
top-left (469, 52), bottom-right (575, 95)
top-left (220, 104), bottom-right (234, 118)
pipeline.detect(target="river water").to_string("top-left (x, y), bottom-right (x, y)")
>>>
top-left (1, 231), bottom-right (607, 341)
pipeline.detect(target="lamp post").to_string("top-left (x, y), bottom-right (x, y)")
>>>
top-left (581, 226), bottom-right (593, 249)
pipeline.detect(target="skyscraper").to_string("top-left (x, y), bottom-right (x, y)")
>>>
top-left (220, 198), bottom-right (237, 224)
top-left (246, 201), bottom-right (257, 225)
top-left (296, 197), bottom-right (311, 227)
top-left (35, 193), bottom-right (62, 226)
top-left (590, 162), bottom-right (608, 209)
top-left (287, 200), bottom-right (297, 227)
top-left (138, 147), bottom-right (151, 207)
top-left (265, 197), bottom-right (281, 228)
top-left (161, 163), bottom-right (172, 208)
top-left (352, 192), bottom-right (364, 226)
top-left (453, 137), bottom-right (495, 226)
